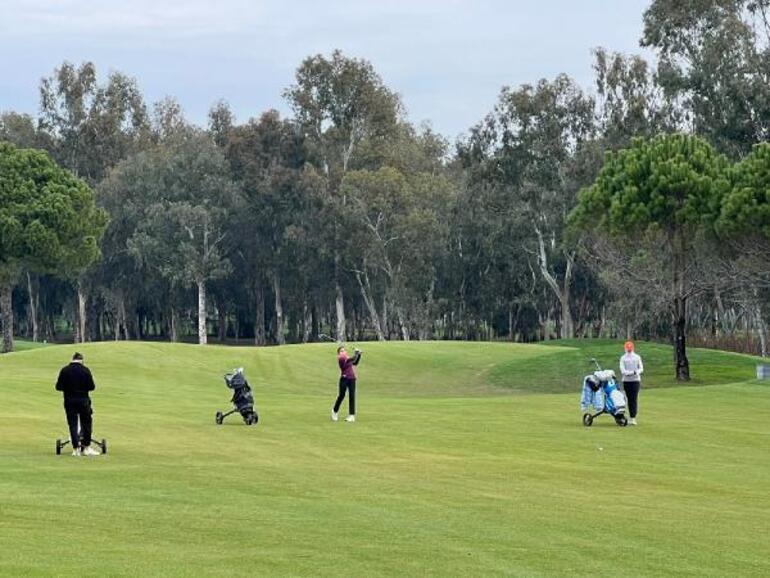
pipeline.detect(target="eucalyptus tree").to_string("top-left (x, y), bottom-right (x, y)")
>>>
top-left (342, 158), bottom-right (455, 341)
top-left (105, 130), bottom-right (240, 344)
top-left (38, 61), bottom-right (149, 340)
top-left (717, 143), bottom-right (770, 353)
top-left (284, 50), bottom-right (401, 340)
top-left (225, 110), bottom-right (307, 345)
top-left (642, 0), bottom-right (770, 157)
top-left (39, 61), bottom-right (149, 184)
top-left (592, 48), bottom-right (681, 148)
top-left (0, 112), bottom-right (52, 150)
top-left (460, 75), bottom-right (596, 338)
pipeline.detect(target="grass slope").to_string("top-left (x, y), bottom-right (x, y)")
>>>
top-left (0, 340), bottom-right (768, 577)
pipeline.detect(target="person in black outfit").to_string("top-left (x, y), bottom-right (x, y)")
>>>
top-left (55, 352), bottom-right (99, 456)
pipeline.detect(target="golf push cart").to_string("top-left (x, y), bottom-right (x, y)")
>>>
top-left (215, 367), bottom-right (259, 426)
top-left (581, 358), bottom-right (629, 427)
top-left (56, 433), bottom-right (107, 455)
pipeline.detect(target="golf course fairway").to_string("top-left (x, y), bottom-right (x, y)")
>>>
top-left (0, 340), bottom-right (768, 577)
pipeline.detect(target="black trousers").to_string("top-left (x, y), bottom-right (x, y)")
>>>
top-left (623, 381), bottom-right (640, 418)
top-left (333, 378), bottom-right (356, 415)
top-left (64, 397), bottom-right (92, 448)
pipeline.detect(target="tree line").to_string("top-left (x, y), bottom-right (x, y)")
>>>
top-left (2, 0), bottom-right (770, 380)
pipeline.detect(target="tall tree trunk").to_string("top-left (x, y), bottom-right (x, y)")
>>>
top-left (45, 313), bottom-right (55, 342)
top-left (197, 280), bottom-right (207, 345)
top-left (254, 282), bottom-right (265, 346)
top-left (382, 295), bottom-right (388, 339)
top-left (672, 234), bottom-right (690, 381)
top-left (273, 271), bottom-right (285, 345)
top-left (119, 296), bottom-right (130, 340)
top-left (218, 300), bottom-right (227, 343)
top-left (27, 272), bottom-right (39, 342)
top-left (756, 305), bottom-right (768, 358)
top-left (94, 307), bottom-right (103, 341)
top-left (311, 304), bottom-right (319, 342)
top-left (673, 296), bottom-right (690, 380)
top-left (535, 227), bottom-right (575, 339)
top-left (334, 250), bottom-right (346, 341)
top-left (355, 270), bottom-right (385, 341)
top-left (753, 286), bottom-right (768, 357)
top-left (419, 280), bottom-right (435, 340)
top-left (395, 305), bottom-right (410, 341)
top-left (1, 282), bottom-right (14, 353)
top-left (170, 305), bottom-right (178, 343)
top-left (302, 300), bottom-right (312, 343)
top-left (76, 280), bottom-right (87, 343)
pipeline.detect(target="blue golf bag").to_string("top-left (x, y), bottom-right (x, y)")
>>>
top-left (581, 363), bottom-right (628, 427)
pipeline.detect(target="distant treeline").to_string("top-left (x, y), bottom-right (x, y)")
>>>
top-left (2, 1), bottom-right (770, 370)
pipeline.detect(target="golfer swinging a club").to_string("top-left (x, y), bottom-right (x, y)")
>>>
top-left (332, 345), bottom-right (362, 423)
top-left (55, 352), bottom-right (99, 456)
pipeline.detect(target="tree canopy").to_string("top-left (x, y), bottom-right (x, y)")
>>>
top-left (0, 141), bottom-right (106, 351)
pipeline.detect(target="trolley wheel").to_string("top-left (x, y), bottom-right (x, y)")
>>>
top-left (582, 413), bottom-right (593, 427)
top-left (215, 411), bottom-right (224, 425)
top-left (101, 439), bottom-right (108, 454)
top-left (56, 439), bottom-right (62, 455)
top-left (618, 415), bottom-right (628, 427)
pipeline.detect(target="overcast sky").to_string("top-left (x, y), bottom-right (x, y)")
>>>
top-left (0, 0), bottom-right (652, 139)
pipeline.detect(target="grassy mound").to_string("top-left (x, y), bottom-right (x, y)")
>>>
top-left (0, 340), bottom-right (768, 577)
top-left (487, 339), bottom-right (759, 392)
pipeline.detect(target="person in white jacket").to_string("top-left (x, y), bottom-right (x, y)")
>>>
top-left (619, 341), bottom-right (644, 425)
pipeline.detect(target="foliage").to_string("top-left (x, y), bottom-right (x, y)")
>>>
top-left (0, 141), bottom-right (106, 275)
top-left (573, 134), bottom-right (730, 235)
top-left (642, 0), bottom-right (770, 157)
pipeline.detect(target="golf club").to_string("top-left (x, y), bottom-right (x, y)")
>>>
top-left (318, 333), bottom-right (362, 354)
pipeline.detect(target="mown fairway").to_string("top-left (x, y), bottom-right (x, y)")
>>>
top-left (0, 340), bottom-right (768, 577)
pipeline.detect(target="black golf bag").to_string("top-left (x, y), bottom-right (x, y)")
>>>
top-left (216, 368), bottom-right (259, 425)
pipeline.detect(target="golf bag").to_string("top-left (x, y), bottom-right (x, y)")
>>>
top-left (581, 362), bottom-right (628, 427)
top-left (215, 368), bottom-right (259, 426)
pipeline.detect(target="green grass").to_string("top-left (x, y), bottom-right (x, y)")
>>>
top-left (488, 338), bottom-right (760, 392)
top-left (0, 340), bottom-right (768, 577)
top-left (11, 339), bottom-right (51, 352)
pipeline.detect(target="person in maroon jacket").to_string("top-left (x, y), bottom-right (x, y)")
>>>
top-left (332, 345), bottom-right (362, 423)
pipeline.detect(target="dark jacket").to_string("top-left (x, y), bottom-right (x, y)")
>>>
top-left (55, 362), bottom-right (96, 400)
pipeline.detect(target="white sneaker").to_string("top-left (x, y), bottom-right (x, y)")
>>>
top-left (629, 418), bottom-right (637, 426)
top-left (71, 448), bottom-right (81, 457)
top-left (81, 445), bottom-right (101, 456)
top-left (331, 410), bottom-right (339, 422)
top-left (345, 415), bottom-right (356, 423)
